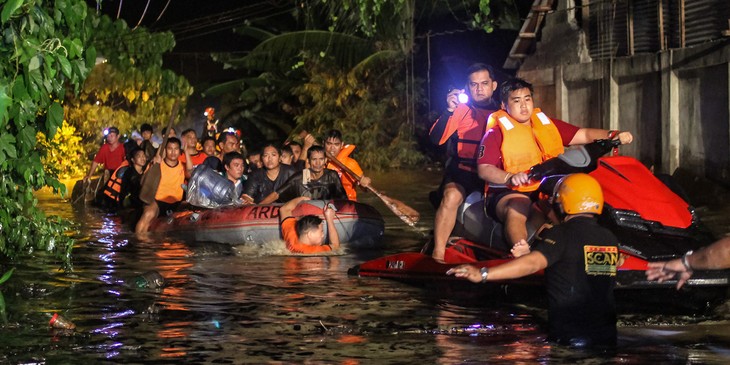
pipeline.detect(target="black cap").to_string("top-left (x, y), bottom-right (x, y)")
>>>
top-left (107, 126), bottom-right (120, 135)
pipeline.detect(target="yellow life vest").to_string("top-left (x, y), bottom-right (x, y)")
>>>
top-left (492, 108), bottom-right (565, 192)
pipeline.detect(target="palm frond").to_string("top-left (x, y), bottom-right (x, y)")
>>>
top-left (350, 50), bottom-right (404, 77)
top-left (203, 79), bottom-right (247, 97)
top-left (225, 30), bottom-right (374, 71)
top-left (232, 25), bottom-right (275, 41)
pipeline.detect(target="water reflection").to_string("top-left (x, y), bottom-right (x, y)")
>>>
top-left (1, 171), bottom-right (729, 363)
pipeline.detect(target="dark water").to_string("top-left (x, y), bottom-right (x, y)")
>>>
top-left (1, 169), bottom-right (730, 364)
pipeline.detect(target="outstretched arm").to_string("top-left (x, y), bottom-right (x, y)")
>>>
top-left (183, 142), bottom-right (194, 179)
top-left (447, 251), bottom-right (548, 283)
top-left (646, 237), bottom-right (730, 289)
top-left (324, 205), bottom-right (340, 250)
top-left (570, 128), bottom-right (633, 145)
top-left (85, 161), bottom-right (100, 181)
top-left (279, 196), bottom-right (310, 221)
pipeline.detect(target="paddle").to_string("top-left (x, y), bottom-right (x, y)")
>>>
top-left (325, 150), bottom-right (420, 227)
top-left (139, 100), bottom-right (181, 205)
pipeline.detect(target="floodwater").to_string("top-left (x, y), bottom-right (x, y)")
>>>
top-left (1, 169), bottom-right (730, 364)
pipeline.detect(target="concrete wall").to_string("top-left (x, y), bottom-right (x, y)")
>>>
top-left (516, 4), bottom-right (730, 186)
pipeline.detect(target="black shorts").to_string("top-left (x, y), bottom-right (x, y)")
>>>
top-left (155, 200), bottom-right (180, 217)
top-left (485, 188), bottom-right (534, 223)
top-left (442, 166), bottom-right (484, 196)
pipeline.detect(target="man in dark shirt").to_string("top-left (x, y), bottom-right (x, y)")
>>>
top-left (259, 145), bottom-right (346, 204)
top-left (448, 173), bottom-right (618, 348)
top-left (241, 144), bottom-right (295, 204)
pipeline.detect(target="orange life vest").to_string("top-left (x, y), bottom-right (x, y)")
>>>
top-left (326, 144), bottom-right (362, 201)
top-left (103, 160), bottom-right (129, 202)
top-left (491, 108), bottom-right (565, 192)
top-left (433, 103), bottom-right (493, 172)
top-left (154, 160), bottom-right (185, 204)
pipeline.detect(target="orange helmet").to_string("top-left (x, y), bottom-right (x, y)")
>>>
top-left (553, 173), bottom-right (603, 215)
top-left (204, 107), bottom-right (215, 117)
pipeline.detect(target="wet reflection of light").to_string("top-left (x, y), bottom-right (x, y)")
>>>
top-left (160, 347), bottom-right (187, 358)
top-left (101, 309), bottom-right (135, 320)
top-left (154, 241), bottom-right (194, 313)
top-left (98, 215), bottom-right (122, 237)
top-left (107, 290), bottom-right (121, 296)
top-left (160, 286), bottom-right (188, 311)
top-left (337, 334), bottom-right (366, 344)
top-left (99, 253), bottom-right (115, 262)
top-left (98, 274), bottom-right (117, 285)
top-left (158, 322), bottom-right (192, 339)
top-left (90, 321), bottom-right (124, 336)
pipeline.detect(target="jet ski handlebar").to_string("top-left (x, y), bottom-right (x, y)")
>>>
top-left (526, 138), bottom-right (622, 181)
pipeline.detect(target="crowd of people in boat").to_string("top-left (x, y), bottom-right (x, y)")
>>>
top-left (84, 115), bottom-right (371, 254)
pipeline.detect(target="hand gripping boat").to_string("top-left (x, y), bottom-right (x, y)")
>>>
top-left (148, 199), bottom-right (385, 248)
top-left (350, 139), bottom-right (729, 297)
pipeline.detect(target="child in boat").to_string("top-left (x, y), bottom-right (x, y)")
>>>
top-left (447, 173), bottom-right (619, 348)
top-left (279, 197), bottom-right (340, 254)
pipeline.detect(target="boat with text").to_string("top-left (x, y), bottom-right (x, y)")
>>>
top-left (148, 199), bottom-right (385, 248)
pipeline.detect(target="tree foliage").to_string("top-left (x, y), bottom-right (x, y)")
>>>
top-left (0, 0), bottom-right (192, 266)
top-left (293, 56), bottom-right (424, 168)
top-left (207, 0), bottom-right (517, 168)
top-left (37, 120), bottom-right (85, 180)
top-left (208, 2), bottom-right (422, 167)
top-left (0, 0), bottom-right (97, 264)
top-left (65, 17), bottom-right (192, 170)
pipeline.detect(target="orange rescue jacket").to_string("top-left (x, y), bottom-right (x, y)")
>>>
top-left (491, 108), bottom-right (564, 192)
top-left (432, 103), bottom-right (492, 172)
top-left (154, 160), bottom-right (185, 204)
top-left (326, 144), bottom-right (362, 201)
top-left (103, 160), bottom-right (130, 202)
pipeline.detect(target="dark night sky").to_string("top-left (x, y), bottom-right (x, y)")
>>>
top-left (86, 1), bottom-right (527, 111)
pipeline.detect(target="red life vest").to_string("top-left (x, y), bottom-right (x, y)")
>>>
top-left (103, 160), bottom-right (130, 202)
top-left (491, 108), bottom-right (565, 192)
top-left (433, 103), bottom-right (493, 172)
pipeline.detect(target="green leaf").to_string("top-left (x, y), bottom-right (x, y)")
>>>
top-left (12, 77), bottom-right (29, 100)
top-left (57, 55), bottom-right (72, 79)
top-left (0, 134), bottom-right (16, 164)
top-left (47, 101), bottom-right (63, 136)
top-left (0, 87), bottom-right (10, 129)
top-left (1, 0), bottom-right (23, 24)
top-left (26, 69), bottom-right (42, 100)
top-left (28, 55), bottom-right (40, 71)
top-left (84, 45), bottom-right (96, 68)
top-left (18, 125), bottom-right (36, 151)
